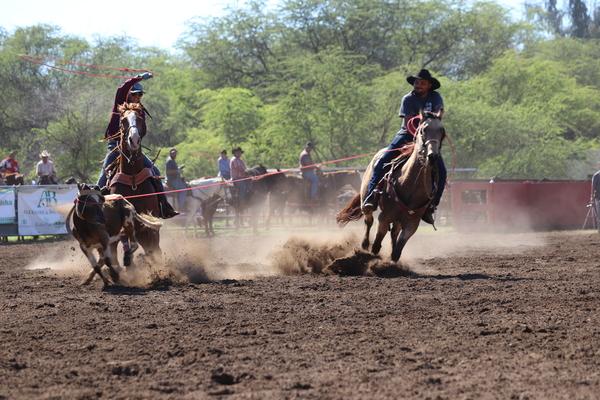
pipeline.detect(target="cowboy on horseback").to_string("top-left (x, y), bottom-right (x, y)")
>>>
top-left (362, 69), bottom-right (447, 224)
top-left (36, 150), bottom-right (58, 184)
top-left (0, 150), bottom-right (24, 185)
top-left (97, 73), bottom-right (177, 218)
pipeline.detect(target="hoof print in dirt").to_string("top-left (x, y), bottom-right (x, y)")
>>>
top-left (325, 250), bottom-right (380, 276)
top-left (369, 261), bottom-right (414, 278)
top-left (211, 367), bottom-right (238, 385)
top-left (111, 364), bottom-right (139, 377)
top-left (290, 382), bottom-right (312, 390)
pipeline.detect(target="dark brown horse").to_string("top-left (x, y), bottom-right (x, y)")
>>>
top-left (320, 170), bottom-right (362, 207)
top-left (268, 170), bottom-right (362, 223)
top-left (3, 173), bottom-right (24, 185)
top-left (337, 112), bottom-right (445, 262)
top-left (108, 103), bottom-right (161, 262)
top-left (231, 165), bottom-right (278, 231)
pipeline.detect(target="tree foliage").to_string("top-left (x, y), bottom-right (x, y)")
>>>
top-left (1, 1), bottom-right (599, 182)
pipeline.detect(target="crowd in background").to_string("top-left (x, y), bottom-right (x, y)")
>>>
top-left (0, 150), bottom-right (57, 186)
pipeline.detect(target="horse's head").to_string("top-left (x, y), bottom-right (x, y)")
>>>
top-left (118, 103), bottom-right (145, 153)
top-left (416, 111), bottom-right (444, 165)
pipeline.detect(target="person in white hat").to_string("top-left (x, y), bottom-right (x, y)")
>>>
top-left (36, 150), bottom-right (57, 184)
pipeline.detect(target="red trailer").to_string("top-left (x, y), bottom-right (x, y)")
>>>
top-left (449, 180), bottom-right (592, 231)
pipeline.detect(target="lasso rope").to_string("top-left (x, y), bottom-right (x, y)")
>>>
top-left (19, 54), bottom-right (152, 79)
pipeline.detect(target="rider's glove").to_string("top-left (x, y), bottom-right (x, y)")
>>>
top-left (136, 72), bottom-right (153, 80)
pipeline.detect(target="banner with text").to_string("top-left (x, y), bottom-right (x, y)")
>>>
top-left (17, 186), bottom-right (76, 235)
top-left (0, 188), bottom-right (16, 224)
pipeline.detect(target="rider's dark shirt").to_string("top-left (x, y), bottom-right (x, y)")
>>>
top-left (398, 90), bottom-right (444, 133)
top-left (104, 76), bottom-right (146, 139)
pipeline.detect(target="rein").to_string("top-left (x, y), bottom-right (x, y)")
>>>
top-left (386, 116), bottom-right (441, 215)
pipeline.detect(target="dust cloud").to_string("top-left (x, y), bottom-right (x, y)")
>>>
top-left (25, 220), bottom-right (548, 285)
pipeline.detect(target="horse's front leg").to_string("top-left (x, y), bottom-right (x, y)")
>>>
top-left (371, 214), bottom-right (390, 255)
top-left (201, 208), bottom-right (210, 237)
top-left (361, 212), bottom-right (374, 250)
top-left (391, 219), bottom-right (419, 262)
top-left (390, 222), bottom-right (401, 249)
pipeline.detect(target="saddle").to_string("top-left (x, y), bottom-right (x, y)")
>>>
top-left (109, 168), bottom-right (154, 190)
top-left (378, 153), bottom-right (411, 191)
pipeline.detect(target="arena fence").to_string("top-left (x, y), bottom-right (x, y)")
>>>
top-left (0, 185), bottom-right (77, 237)
top-left (0, 179), bottom-right (595, 238)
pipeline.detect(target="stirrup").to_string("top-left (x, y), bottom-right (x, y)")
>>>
top-left (362, 190), bottom-right (380, 213)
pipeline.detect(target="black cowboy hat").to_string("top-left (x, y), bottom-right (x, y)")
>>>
top-left (305, 141), bottom-right (315, 149)
top-left (232, 146), bottom-right (244, 154)
top-left (407, 69), bottom-right (440, 90)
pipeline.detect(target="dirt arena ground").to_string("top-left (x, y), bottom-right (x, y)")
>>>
top-left (1, 226), bottom-right (599, 399)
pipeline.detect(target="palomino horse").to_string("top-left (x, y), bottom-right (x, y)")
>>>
top-left (337, 112), bottom-right (445, 262)
top-left (108, 103), bottom-right (161, 263)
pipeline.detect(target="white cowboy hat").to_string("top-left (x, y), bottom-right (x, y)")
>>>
top-left (39, 150), bottom-right (50, 158)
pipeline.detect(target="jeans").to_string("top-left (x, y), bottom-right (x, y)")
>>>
top-left (167, 178), bottom-right (187, 211)
top-left (97, 141), bottom-right (163, 192)
top-left (234, 180), bottom-right (251, 202)
top-left (302, 170), bottom-right (319, 199)
top-left (366, 132), bottom-right (446, 207)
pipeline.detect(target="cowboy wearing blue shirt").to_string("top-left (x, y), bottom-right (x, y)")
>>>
top-left (363, 69), bottom-right (447, 224)
top-left (217, 150), bottom-right (231, 180)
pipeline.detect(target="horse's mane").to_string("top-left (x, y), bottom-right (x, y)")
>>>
top-left (117, 102), bottom-right (144, 114)
top-left (247, 165), bottom-right (267, 176)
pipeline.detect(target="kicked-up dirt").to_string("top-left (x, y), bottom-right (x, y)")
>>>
top-left (1, 229), bottom-right (599, 399)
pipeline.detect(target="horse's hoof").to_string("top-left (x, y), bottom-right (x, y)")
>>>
top-left (123, 251), bottom-right (132, 267)
top-left (372, 245), bottom-right (381, 255)
top-left (109, 270), bottom-right (120, 283)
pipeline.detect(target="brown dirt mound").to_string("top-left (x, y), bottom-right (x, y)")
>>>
top-left (269, 235), bottom-right (356, 274)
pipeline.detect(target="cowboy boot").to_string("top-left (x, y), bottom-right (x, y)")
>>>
top-left (158, 193), bottom-right (179, 219)
top-left (362, 189), bottom-right (381, 213)
top-left (150, 178), bottom-right (179, 219)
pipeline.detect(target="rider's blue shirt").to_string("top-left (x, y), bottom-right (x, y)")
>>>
top-left (398, 90), bottom-right (444, 133)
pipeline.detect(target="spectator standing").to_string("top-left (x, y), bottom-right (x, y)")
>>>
top-left (217, 150), bottom-right (231, 180)
top-left (299, 141), bottom-right (319, 201)
top-left (165, 148), bottom-right (187, 212)
top-left (230, 147), bottom-right (250, 197)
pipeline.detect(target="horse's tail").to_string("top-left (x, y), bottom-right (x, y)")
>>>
top-left (336, 193), bottom-right (363, 226)
top-left (134, 212), bottom-right (162, 231)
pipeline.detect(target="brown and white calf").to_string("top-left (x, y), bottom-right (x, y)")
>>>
top-left (67, 183), bottom-right (161, 286)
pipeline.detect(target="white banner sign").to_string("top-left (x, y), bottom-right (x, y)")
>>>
top-left (18, 185), bottom-right (77, 235)
top-left (0, 188), bottom-right (16, 224)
